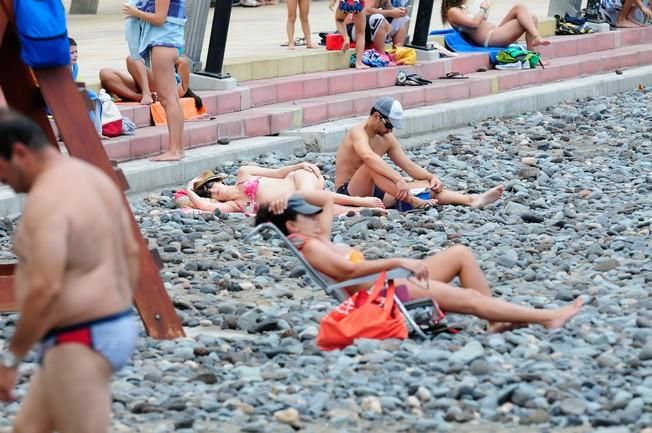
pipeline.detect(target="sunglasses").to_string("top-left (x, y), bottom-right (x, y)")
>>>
top-left (380, 115), bottom-right (393, 130)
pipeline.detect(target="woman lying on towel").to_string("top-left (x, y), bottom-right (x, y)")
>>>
top-left (442, 0), bottom-right (550, 51)
top-left (176, 163), bottom-right (385, 215)
top-left (255, 190), bottom-right (583, 333)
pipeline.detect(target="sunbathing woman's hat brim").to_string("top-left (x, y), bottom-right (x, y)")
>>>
top-left (192, 171), bottom-right (227, 191)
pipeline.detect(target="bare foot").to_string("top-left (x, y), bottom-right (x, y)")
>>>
top-left (470, 185), bottom-right (504, 209)
top-left (287, 42), bottom-right (296, 50)
top-left (306, 42), bottom-right (319, 49)
top-left (342, 40), bottom-right (351, 51)
top-left (355, 62), bottom-right (370, 69)
top-left (487, 322), bottom-right (528, 333)
top-left (150, 151), bottom-right (185, 162)
top-left (531, 36), bottom-right (551, 47)
top-left (353, 197), bottom-right (385, 209)
top-left (140, 94), bottom-right (154, 105)
top-left (543, 297), bottom-right (584, 329)
top-left (615, 18), bottom-right (641, 28)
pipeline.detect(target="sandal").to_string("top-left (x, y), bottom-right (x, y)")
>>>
top-left (280, 37), bottom-right (307, 47)
top-left (396, 71), bottom-right (432, 86)
top-left (439, 71), bottom-right (468, 79)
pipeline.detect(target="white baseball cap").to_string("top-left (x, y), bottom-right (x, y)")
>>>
top-left (372, 97), bottom-right (404, 129)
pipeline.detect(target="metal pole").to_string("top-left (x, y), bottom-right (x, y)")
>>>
top-left (195, 0), bottom-right (232, 79)
top-left (184, 0), bottom-right (211, 72)
top-left (407, 0), bottom-right (435, 50)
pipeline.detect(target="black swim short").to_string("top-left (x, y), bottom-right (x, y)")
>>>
top-left (337, 182), bottom-right (385, 200)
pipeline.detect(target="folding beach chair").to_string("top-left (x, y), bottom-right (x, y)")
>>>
top-left (246, 222), bottom-right (446, 339)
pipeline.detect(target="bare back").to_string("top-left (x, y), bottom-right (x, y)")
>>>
top-left (13, 158), bottom-right (139, 331)
top-left (335, 122), bottom-right (394, 188)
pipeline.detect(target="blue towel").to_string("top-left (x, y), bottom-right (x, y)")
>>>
top-left (430, 29), bottom-right (504, 64)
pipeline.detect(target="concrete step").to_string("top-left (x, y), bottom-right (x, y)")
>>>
top-left (4, 64), bottom-right (652, 217)
top-left (113, 26), bottom-right (652, 131)
top-left (103, 30), bottom-right (652, 162)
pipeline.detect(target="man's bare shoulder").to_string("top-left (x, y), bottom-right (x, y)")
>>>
top-left (25, 159), bottom-right (117, 219)
top-left (338, 122), bottom-right (366, 152)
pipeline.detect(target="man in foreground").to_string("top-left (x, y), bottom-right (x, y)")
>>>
top-left (335, 97), bottom-right (504, 209)
top-left (0, 110), bottom-right (140, 433)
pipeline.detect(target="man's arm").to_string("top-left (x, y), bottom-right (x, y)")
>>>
top-left (366, 0), bottom-right (404, 18)
top-left (121, 208), bottom-right (141, 293)
top-left (351, 128), bottom-right (403, 183)
top-left (9, 207), bottom-right (68, 359)
top-left (386, 134), bottom-right (433, 181)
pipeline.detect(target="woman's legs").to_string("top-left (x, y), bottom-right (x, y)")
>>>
top-left (175, 56), bottom-right (191, 97)
top-left (421, 245), bottom-right (491, 297)
top-left (489, 3), bottom-right (549, 49)
top-left (380, 179), bottom-right (504, 209)
top-left (298, 0), bottom-right (317, 48)
top-left (98, 68), bottom-right (142, 102)
top-left (287, 0), bottom-right (298, 49)
top-left (335, 11), bottom-right (350, 51)
top-left (617, 0), bottom-right (648, 26)
top-left (291, 169), bottom-right (385, 209)
top-left (402, 244), bottom-right (582, 331)
top-left (150, 46), bottom-right (185, 161)
top-left (353, 13), bottom-right (369, 69)
top-left (403, 278), bottom-right (583, 331)
top-left (126, 56), bottom-right (154, 104)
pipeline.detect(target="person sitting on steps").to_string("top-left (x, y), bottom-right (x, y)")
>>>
top-left (616, 0), bottom-right (652, 27)
top-left (99, 56), bottom-right (202, 110)
top-left (364, 0), bottom-right (411, 53)
top-left (330, 0), bottom-right (369, 68)
top-left (442, 0), bottom-right (550, 51)
top-left (255, 190), bottom-right (584, 333)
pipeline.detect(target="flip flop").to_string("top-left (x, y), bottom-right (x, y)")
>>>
top-left (428, 41), bottom-right (458, 57)
top-left (439, 71), bottom-right (468, 79)
top-left (280, 37), bottom-right (306, 47)
top-left (405, 72), bottom-right (432, 85)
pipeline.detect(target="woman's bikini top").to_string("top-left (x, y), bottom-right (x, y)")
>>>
top-left (234, 176), bottom-right (261, 214)
top-left (289, 234), bottom-right (365, 263)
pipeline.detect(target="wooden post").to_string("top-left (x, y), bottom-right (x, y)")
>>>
top-left (0, 0), bottom-right (184, 339)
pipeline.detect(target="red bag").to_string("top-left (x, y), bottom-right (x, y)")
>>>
top-left (317, 272), bottom-right (408, 351)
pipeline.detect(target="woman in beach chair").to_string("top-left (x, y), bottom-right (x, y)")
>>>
top-left (442, 0), bottom-right (550, 51)
top-left (176, 163), bottom-right (385, 215)
top-left (255, 190), bottom-right (584, 333)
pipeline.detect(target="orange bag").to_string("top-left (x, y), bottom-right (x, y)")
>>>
top-left (317, 272), bottom-right (408, 351)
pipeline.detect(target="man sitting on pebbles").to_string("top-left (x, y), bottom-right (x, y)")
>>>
top-left (335, 97), bottom-right (504, 209)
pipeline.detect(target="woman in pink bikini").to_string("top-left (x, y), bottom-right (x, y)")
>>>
top-left (255, 190), bottom-right (584, 333)
top-left (177, 162), bottom-right (385, 214)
